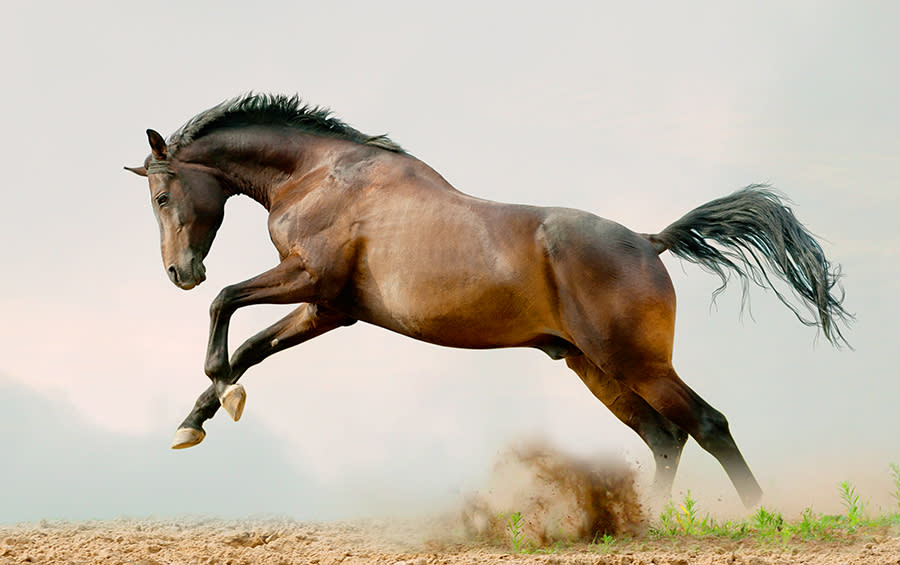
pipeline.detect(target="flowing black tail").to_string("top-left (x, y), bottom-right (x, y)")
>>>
top-left (646, 184), bottom-right (852, 346)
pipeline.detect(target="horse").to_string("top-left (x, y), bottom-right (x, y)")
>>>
top-left (125, 93), bottom-right (850, 507)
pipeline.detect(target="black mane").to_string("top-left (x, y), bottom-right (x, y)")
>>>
top-left (167, 93), bottom-right (405, 155)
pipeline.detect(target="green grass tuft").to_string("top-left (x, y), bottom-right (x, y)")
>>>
top-left (838, 480), bottom-right (867, 530)
top-left (890, 463), bottom-right (900, 512)
top-left (505, 511), bottom-right (525, 553)
top-left (590, 533), bottom-right (617, 554)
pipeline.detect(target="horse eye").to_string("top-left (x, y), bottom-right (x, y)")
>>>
top-left (156, 193), bottom-right (170, 206)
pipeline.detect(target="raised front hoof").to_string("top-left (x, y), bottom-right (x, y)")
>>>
top-left (220, 384), bottom-right (246, 422)
top-left (171, 427), bottom-right (206, 449)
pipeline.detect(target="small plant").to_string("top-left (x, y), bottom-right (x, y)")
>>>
top-left (655, 500), bottom-right (679, 537)
top-left (839, 480), bottom-right (867, 529)
top-left (710, 519), bottom-right (748, 540)
top-left (651, 491), bottom-right (714, 537)
top-left (797, 507), bottom-right (820, 540)
top-left (594, 533), bottom-right (616, 553)
top-left (752, 506), bottom-right (789, 545)
top-left (675, 490), bottom-right (708, 535)
top-left (506, 511), bottom-right (525, 553)
top-left (752, 506), bottom-right (783, 537)
top-left (890, 463), bottom-right (900, 512)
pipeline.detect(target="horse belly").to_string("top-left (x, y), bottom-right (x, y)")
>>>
top-left (350, 255), bottom-right (559, 349)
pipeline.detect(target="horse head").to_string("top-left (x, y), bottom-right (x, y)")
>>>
top-left (125, 129), bottom-right (225, 290)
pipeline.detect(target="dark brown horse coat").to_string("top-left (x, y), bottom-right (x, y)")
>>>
top-left (127, 94), bottom-right (850, 507)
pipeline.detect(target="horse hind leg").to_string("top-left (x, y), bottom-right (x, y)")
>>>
top-left (619, 361), bottom-right (763, 507)
top-left (565, 355), bottom-right (688, 500)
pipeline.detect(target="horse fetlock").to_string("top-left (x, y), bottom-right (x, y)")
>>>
top-left (204, 357), bottom-right (231, 380)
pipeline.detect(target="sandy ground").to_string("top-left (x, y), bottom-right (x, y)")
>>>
top-left (4, 445), bottom-right (897, 564)
top-left (1, 517), bottom-right (899, 565)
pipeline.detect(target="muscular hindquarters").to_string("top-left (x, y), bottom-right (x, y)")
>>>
top-left (545, 212), bottom-right (763, 505)
top-left (541, 211), bottom-right (677, 372)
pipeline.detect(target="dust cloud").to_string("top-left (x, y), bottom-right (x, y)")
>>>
top-left (458, 440), bottom-right (646, 546)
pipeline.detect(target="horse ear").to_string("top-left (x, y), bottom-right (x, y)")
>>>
top-left (146, 129), bottom-right (168, 160)
top-left (124, 165), bottom-right (148, 177)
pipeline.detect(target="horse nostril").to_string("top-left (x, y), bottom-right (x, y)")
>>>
top-left (168, 265), bottom-right (179, 283)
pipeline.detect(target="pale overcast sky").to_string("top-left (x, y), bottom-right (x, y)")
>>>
top-left (1, 2), bottom-right (898, 522)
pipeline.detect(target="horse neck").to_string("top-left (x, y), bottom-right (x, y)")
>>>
top-left (217, 162), bottom-right (278, 209)
top-left (177, 128), bottom-right (317, 210)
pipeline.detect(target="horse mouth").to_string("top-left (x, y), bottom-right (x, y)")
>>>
top-left (176, 277), bottom-right (204, 290)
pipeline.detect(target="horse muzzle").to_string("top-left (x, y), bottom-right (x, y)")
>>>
top-left (167, 257), bottom-right (207, 290)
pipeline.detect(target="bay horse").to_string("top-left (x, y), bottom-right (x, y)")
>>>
top-left (126, 94), bottom-right (850, 507)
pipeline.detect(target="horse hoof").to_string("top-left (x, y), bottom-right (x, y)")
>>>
top-left (171, 427), bottom-right (205, 449)
top-left (220, 384), bottom-right (246, 422)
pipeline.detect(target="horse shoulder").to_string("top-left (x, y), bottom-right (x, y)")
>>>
top-left (264, 192), bottom-right (362, 290)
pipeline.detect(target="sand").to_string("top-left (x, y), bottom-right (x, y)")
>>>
top-left (2, 517), bottom-right (899, 564)
top-left (3, 444), bottom-right (897, 564)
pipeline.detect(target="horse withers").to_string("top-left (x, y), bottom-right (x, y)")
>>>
top-left (126, 94), bottom-right (850, 507)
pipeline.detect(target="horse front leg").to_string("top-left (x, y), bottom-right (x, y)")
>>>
top-left (170, 385), bottom-right (219, 449)
top-left (204, 255), bottom-right (321, 422)
top-left (171, 302), bottom-right (354, 448)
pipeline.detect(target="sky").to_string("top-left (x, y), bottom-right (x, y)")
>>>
top-left (1, 2), bottom-right (898, 523)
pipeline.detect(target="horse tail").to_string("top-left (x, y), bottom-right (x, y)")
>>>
top-left (644, 184), bottom-right (852, 346)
